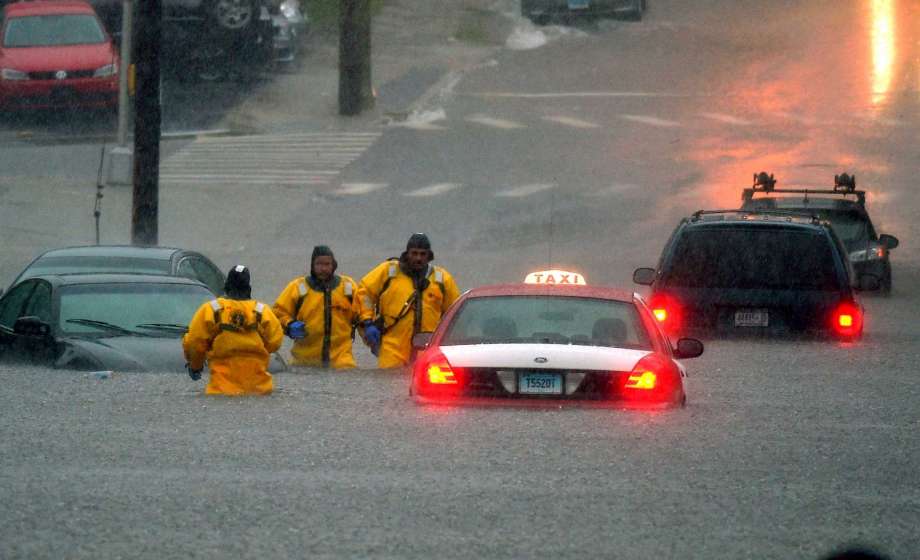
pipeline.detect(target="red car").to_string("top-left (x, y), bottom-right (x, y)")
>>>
top-left (410, 272), bottom-right (704, 408)
top-left (0, 0), bottom-right (118, 110)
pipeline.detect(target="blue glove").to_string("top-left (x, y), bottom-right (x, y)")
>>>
top-left (286, 320), bottom-right (306, 339)
top-left (186, 363), bottom-right (202, 381)
top-left (363, 322), bottom-right (381, 352)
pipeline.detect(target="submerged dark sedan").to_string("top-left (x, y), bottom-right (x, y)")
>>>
top-left (0, 274), bottom-right (285, 373)
top-left (6, 245), bottom-right (225, 295)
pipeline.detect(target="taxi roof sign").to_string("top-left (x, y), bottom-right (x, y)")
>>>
top-left (524, 269), bottom-right (586, 286)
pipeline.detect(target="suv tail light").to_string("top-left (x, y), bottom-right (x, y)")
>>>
top-left (648, 293), bottom-right (682, 333)
top-left (413, 348), bottom-right (463, 397)
top-left (831, 301), bottom-right (863, 339)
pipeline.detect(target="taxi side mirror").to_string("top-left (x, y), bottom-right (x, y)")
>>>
top-left (412, 332), bottom-right (433, 349)
top-left (856, 274), bottom-right (880, 292)
top-left (878, 234), bottom-right (899, 250)
top-left (633, 267), bottom-right (656, 285)
top-left (13, 316), bottom-right (51, 338)
top-left (674, 338), bottom-right (704, 359)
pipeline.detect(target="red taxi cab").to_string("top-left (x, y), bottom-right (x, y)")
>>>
top-left (410, 270), bottom-right (704, 408)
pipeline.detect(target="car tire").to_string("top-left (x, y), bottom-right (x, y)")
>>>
top-left (208, 0), bottom-right (255, 32)
top-left (880, 264), bottom-right (892, 296)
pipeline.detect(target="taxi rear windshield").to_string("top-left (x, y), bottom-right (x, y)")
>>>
top-left (441, 296), bottom-right (651, 349)
top-left (664, 227), bottom-right (840, 290)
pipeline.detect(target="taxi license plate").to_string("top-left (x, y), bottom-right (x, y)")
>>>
top-left (734, 309), bottom-right (769, 327)
top-left (568, 0), bottom-right (590, 9)
top-left (519, 372), bottom-right (563, 395)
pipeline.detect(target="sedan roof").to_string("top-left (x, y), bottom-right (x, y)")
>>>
top-left (34, 245), bottom-right (185, 260)
top-left (463, 283), bottom-right (635, 303)
top-left (39, 273), bottom-right (212, 288)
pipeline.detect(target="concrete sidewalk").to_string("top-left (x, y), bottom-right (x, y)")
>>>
top-left (219, 0), bottom-right (514, 134)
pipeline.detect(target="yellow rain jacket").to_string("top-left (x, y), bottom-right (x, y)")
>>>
top-left (357, 260), bottom-right (460, 369)
top-left (183, 297), bottom-right (284, 395)
top-left (272, 275), bottom-right (360, 368)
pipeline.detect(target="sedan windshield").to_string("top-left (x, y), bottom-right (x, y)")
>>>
top-left (441, 295), bottom-right (651, 349)
top-left (59, 283), bottom-right (212, 336)
top-left (3, 15), bottom-right (106, 48)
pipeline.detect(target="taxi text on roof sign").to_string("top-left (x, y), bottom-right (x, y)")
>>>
top-left (524, 270), bottom-right (587, 285)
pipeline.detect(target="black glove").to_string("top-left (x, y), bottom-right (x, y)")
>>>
top-left (186, 363), bottom-right (202, 381)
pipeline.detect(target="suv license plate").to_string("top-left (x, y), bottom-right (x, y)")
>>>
top-left (568, 0), bottom-right (590, 9)
top-left (735, 309), bottom-right (769, 327)
top-left (519, 372), bottom-right (563, 395)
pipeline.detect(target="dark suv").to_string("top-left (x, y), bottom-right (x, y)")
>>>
top-left (633, 210), bottom-right (876, 340)
top-left (740, 172), bottom-right (898, 295)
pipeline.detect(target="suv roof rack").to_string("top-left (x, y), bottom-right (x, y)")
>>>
top-left (741, 171), bottom-right (866, 206)
top-left (690, 209), bottom-right (822, 225)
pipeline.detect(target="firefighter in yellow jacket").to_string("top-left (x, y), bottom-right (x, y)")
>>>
top-left (357, 233), bottom-right (460, 369)
top-left (272, 245), bottom-right (360, 368)
top-left (183, 265), bottom-right (284, 395)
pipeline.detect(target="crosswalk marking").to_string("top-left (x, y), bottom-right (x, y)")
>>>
top-left (465, 115), bottom-right (526, 129)
top-left (494, 183), bottom-right (555, 197)
top-left (700, 112), bottom-right (751, 125)
top-left (335, 183), bottom-right (389, 195)
top-left (402, 183), bottom-right (462, 197)
top-left (159, 132), bottom-right (381, 187)
top-left (542, 115), bottom-right (600, 129)
top-left (618, 114), bottom-right (681, 128)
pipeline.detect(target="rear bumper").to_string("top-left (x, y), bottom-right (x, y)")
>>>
top-left (412, 369), bottom-right (685, 408)
top-left (0, 78), bottom-right (118, 110)
top-left (413, 394), bottom-right (681, 409)
top-left (851, 258), bottom-right (888, 280)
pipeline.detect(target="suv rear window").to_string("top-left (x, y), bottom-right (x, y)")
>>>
top-left (662, 226), bottom-right (840, 290)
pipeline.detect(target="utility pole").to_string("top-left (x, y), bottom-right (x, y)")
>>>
top-left (105, 0), bottom-right (134, 186)
top-left (339, 0), bottom-right (374, 115)
top-left (131, 0), bottom-right (162, 246)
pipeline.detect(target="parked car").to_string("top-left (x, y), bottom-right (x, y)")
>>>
top-left (522, 0), bottom-right (645, 25)
top-left (90, 0), bottom-right (305, 79)
top-left (0, 273), bottom-right (286, 372)
top-left (5, 245), bottom-right (225, 296)
top-left (0, 0), bottom-right (119, 111)
top-left (633, 209), bottom-right (877, 340)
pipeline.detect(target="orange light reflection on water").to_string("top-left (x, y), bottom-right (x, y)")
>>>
top-left (870, 0), bottom-right (896, 107)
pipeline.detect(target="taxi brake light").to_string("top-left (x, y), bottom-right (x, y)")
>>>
top-left (619, 354), bottom-right (680, 403)
top-left (428, 362), bottom-right (457, 385)
top-left (625, 370), bottom-right (657, 390)
top-left (652, 308), bottom-right (667, 323)
top-left (838, 314), bottom-right (853, 328)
